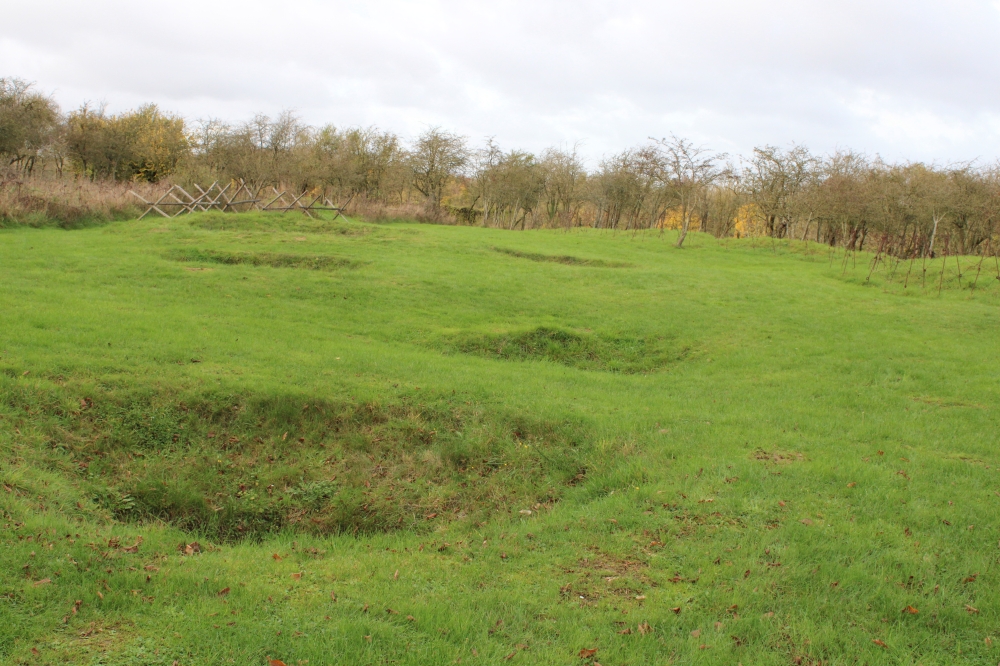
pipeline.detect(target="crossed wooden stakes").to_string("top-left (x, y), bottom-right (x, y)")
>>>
top-left (129, 180), bottom-right (350, 220)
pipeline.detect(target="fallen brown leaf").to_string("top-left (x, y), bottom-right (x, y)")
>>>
top-left (872, 639), bottom-right (887, 648)
top-left (691, 629), bottom-right (701, 638)
top-left (290, 572), bottom-right (302, 580)
top-left (386, 608), bottom-right (399, 614)
top-left (671, 607), bottom-right (681, 614)
top-left (33, 578), bottom-right (52, 587)
top-left (618, 628), bottom-right (632, 635)
top-left (967, 604), bottom-right (980, 614)
top-left (637, 621), bottom-right (651, 635)
top-left (269, 659), bottom-right (287, 666)
top-left (847, 482), bottom-right (856, 488)
top-left (578, 647), bottom-right (597, 658)
top-left (217, 587), bottom-right (230, 597)
top-left (902, 606), bottom-right (919, 614)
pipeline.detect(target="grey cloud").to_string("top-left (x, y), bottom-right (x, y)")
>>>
top-left (3, 0), bottom-right (1000, 163)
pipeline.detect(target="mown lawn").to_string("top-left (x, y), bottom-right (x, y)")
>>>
top-left (2, 213), bottom-right (999, 665)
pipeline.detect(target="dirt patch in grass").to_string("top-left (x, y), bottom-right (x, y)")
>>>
top-left (752, 449), bottom-right (805, 465)
top-left (559, 552), bottom-right (653, 603)
top-left (1, 379), bottom-right (586, 542)
top-left (188, 211), bottom-right (374, 235)
top-left (444, 327), bottom-right (684, 374)
top-left (166, 248), bottom-right (361, 270)
top-left (492, 247), bottom-right (630, 268)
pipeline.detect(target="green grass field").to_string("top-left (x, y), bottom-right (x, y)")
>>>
top-left (2, 212), bottom-right (999, 665)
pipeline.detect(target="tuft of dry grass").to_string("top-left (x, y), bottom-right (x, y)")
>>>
top-left (0, 172), bottom-right (164, 228)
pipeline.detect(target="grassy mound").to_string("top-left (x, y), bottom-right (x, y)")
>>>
top-left (187, 211), bottom-right (374, 235)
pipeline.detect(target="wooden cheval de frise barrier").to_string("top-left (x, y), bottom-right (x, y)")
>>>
top-left (129, 180), bottom-right (350, 220)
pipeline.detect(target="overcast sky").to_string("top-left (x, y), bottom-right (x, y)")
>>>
top-left (3, 0), bottom-right (1000, 166)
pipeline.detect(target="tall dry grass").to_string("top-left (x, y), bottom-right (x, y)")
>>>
top-left (0, 172), bottom-right (165, 228)
top-left (345, 197), bottom-right (458, 224)
top-left (0, 174), bottom-right (459, 229)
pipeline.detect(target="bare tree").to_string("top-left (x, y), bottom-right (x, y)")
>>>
top-left (473, 141), bottom-right (545, 229)
top-left (409, 128), bottom-right (469, 210)
top-left (743, 145), bottom-right (815, 240)
top-left (654, 135), bottom-right (724, 247)
top-left (539, 146), bottom-right (586, 227)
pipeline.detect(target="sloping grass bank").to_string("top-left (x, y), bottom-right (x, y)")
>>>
top-left (2, 214), bottom-right (999, 664)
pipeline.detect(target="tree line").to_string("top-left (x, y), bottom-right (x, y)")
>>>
top-left (3, 76), bottom-right (999, 256)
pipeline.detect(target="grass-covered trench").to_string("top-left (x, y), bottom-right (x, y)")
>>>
top-left (2, 212), bottom-right (999, 665)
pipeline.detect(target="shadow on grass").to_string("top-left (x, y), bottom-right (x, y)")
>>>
top-left (165, 248), bottom-right (362, 270)
top-left (442, 327), bottom-right (688, 374)
top-left (492, 247), bottom-right (631, 268)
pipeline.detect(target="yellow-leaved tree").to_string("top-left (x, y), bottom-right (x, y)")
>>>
top-left (733, 203), bottom-right (767, 238)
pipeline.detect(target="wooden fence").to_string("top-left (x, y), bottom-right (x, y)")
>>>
top-left (129, 181), bottom-right (348, 220)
